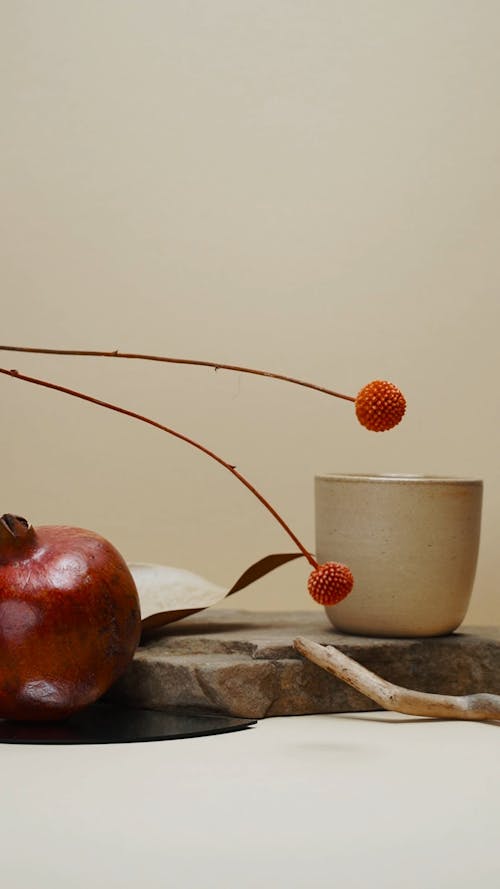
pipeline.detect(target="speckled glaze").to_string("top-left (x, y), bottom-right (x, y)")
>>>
top-left (315, 475), bottom-right (483, 638)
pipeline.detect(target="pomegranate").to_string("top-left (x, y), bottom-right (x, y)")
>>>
top-left (0, 514), bottom-right (141, 721)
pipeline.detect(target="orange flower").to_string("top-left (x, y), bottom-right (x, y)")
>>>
top-left (355, 380), bottom-right (406, 432)
top-left (307, 561), bottom-right (354, 606)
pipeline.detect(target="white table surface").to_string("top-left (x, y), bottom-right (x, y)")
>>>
top-left (1, 711), bottom-right (499, 889)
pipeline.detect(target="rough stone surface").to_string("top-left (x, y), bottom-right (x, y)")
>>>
top-left (107, 610), bottom-right (500, 719)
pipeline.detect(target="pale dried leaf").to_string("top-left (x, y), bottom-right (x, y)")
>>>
top-left (129, 562), bottom-right (225, 620)
top-left (130, 552), bottom-right (305, 634)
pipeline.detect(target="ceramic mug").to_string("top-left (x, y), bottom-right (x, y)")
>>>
top-left (315, 474), bottom-right (483, 637)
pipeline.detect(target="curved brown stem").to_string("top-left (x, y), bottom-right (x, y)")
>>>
top-left (0, 345), bottom-right (356, 404)
top-left (0, 367), bottom-right (317, 567)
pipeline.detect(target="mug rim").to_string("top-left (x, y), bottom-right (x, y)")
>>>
top-left (316, 473), bottom-right (483, 485)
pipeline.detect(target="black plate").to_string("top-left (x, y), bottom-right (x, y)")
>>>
top-left (0, 705), bottom-right (257, 745)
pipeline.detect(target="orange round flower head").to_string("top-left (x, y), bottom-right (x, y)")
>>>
top-left (307, 561), bottom-right (354, 606)
top-left (355, 380), bottom-right (406, 432)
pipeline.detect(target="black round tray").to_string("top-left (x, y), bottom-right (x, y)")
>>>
top-left (0, 704), bottom-right (257, 744)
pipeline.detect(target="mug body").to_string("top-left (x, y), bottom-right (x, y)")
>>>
top-left (315, 474), bottom-right (483, 637)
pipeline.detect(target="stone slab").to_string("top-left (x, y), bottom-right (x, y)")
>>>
top-left (107, 610), bottom-right (500, 719)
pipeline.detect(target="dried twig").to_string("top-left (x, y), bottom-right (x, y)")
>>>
top-left (294, 636), bottom-right (500, 721)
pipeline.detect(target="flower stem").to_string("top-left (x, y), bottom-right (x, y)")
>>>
top-left (0, 345), bottom-right (356, 404)
top-left (0, 367), bottom-right (317, 568)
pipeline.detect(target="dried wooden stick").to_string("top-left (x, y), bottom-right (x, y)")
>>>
top-left (294, 636), bottom-right (500, 721)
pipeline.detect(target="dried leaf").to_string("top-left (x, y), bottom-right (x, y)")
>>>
top-left (226, 552), bottom-right (304, 596)
top-left (131, 562), bottom-right (224, 618)
top-left (131, 552), bottom-right (305, 635)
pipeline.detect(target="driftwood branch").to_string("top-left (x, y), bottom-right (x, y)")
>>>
top-left (294, 636), bottom-right (500, 721)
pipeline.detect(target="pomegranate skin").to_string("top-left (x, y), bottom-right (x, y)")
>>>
top-left (0, 520), bottom-right (141, 721)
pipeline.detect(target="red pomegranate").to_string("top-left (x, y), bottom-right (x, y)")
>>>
top-left (0, 514), bottom-right (141, 721)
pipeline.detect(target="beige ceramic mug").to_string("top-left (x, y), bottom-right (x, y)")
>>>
top-left (315, 474), bottom-right (483, 637)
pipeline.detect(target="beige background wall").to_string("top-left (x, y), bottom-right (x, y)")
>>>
top-left (2, 2), bottom-right (499, 622)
